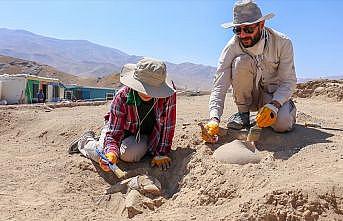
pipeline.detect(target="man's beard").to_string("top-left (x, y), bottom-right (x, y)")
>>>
top-left (240, 29), bottom-right (262, 48)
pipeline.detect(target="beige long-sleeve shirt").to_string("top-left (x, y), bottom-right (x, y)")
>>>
top-left (209, 27), bottom-right (297, 120)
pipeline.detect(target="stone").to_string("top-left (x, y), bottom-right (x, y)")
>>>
top-left (314, 86), bottom-right (325, 94)
top-left (127, 175), bottom-right (162, 196)
top-left (213, 140), bottom-right (261, 165)
top-left (125, 190), bottom-right (144, 218)
top-left (303, 210), bottom-right (311, 217)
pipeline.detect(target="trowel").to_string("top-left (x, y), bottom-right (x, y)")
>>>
top-left (246, 124), bottom-right (262, 150)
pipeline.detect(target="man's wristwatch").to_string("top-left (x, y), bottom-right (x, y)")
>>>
top-left (270, 100), bottom-right (281, 109)
top-left (211, 117), bottom-right (220, 123)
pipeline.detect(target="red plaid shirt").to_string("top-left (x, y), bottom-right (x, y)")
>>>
top-left (104, 86), bottom-right (176, 156)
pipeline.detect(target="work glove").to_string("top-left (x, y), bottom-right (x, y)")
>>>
top-left (98, 151), bottom-right (118, 172)
top-left (199, 119), bottom-right (219, 143)
top-left (256, 103), bottom-right (279, 128)
top-left (151, 155), bottom-right (171, 171)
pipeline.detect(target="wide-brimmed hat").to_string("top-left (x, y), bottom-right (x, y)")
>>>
top-left (221, 0), bottom-right (274, 29)
top-left (120, 58), bottom-right (175, 98)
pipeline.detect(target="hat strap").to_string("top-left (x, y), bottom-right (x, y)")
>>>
top-left (126, 89), bottom-right (141, 106)
top-left (133, 94), bottom-right (158, 143)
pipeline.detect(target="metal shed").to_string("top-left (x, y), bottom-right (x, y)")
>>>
top-left (64, 85), bottom-right (116, 101)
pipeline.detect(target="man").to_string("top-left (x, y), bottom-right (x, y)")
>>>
top-left (203, 0), bottom-right (296, 142)
top-left (37, 89), bottom-right (44, 103)
top-left (69, 58), bottom-right (176, 171)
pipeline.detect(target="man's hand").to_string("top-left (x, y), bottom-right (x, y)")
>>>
top-left (256, 103), bottom-right (279, 128)
top-left (151, 155), bottom-right (171, 170)
top-left (98, 151), bottom-right (118, 172)
top-left (199, 119), bottom-right (219, 143)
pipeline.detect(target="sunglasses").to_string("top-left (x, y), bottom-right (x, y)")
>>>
top-left (233, 24), bottom-right (259, 35)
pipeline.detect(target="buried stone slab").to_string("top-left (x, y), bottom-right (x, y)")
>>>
top-left (124, 189), bottom-right (165, 218)
top-left (214, 140), bottom-right (261, 165)
top-left (127, 175), bottom-right (162, 196)
top-left (116, 175), bottom-right (164, 218)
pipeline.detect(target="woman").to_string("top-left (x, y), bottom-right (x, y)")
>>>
top-left (71, 58), bottom-right (176, 171)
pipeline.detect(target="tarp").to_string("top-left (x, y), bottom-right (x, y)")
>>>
top-left (25, 79), bottom-right (39, 104)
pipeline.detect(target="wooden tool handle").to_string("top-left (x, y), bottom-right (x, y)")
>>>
top-left (247, 125), bottom-right (262, 142)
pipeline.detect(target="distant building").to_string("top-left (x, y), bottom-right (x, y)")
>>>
top-left (0, 74), bottom-right (64, 104)
top-left (64, 85), bottom-right (116, 101)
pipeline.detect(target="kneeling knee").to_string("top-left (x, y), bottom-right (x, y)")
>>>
top-left (272, 118), bottom-right (294, 133)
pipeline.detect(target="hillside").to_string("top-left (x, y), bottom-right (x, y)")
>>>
top-left (0, 55), bottom-right (115, 87)
top-left (96, 72), bottom-right (122, 88)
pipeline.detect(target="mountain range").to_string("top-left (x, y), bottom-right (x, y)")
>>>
top-left (0, 28), bottom-right (216, 90)
top-left (1, 28), bottom-right (342, 90)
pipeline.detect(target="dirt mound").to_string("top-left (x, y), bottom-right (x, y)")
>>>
top-left (0, 95), bottom-right (342, 220)
top-left (294, 79), bottom-right (343, 101)
top-left (238, 188), bottom-right (343, 220)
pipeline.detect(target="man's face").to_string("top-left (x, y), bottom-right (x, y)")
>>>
top-left (233, 21), bottom-right (264, 48)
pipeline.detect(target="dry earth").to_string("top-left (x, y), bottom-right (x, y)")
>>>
top-left (293, 79), bottom-right (343, 101)
top-left (0, 94), bottom-right (342, 221)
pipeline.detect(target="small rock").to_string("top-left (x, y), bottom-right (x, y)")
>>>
top-left (143, 184), bottom-right (161, 195)
top-left (296, 206), bottom-right (304, 212)
top-left (312, 212), bottom-right (319, 218)
top-left (303, 210), bottom-right (311, 217)
top-left (314, 86), bottom-right (325, 94)
top-left (142, 197), bottom-right (155, 210)
top-left (153, 197), bottom-right (164, 207)
top-left (125, 190), bottom-right (144, 218)
top-left (181, 134), bottom-right (188, 139)
top-left (38, 130), bottom-right (48, 138)
top-left (127, 175), bottom-right (162, 196)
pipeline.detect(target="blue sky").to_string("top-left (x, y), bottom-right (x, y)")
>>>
top-left (0, 0), bottom-right (342, 78)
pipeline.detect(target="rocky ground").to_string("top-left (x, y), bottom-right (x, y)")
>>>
top-left (293, 79), bottom-right (343, 101)
top-left (0, 94), bottom-right (342, 221)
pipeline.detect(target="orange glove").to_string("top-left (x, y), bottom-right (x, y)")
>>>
top-left (199, 120), bottom-right (219, 143)
top-left (151, 156), bottom-right (171, 170)
top-left (205, 120), bottom-right (219, 136)
top-left (256, 103), bottom-right (279, 128)
top-left (99, 151), bottom-right (118, 172)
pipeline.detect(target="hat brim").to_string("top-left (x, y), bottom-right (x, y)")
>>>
top-left (221, 13), bottom-right (274, 29)
top-left (120, 64), bottom-right (175, 98)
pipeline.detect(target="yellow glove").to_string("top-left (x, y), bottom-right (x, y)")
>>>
top-left (99, 151), bottom-right (118, 172)
top-left (256, 103), bottom-right (279, 128)
top-left (199, 120), bottom-right (219, 143)
top-left (205, 120), bottom-right (219, 136)
top-left (151, 156), bottom-right (171, 170)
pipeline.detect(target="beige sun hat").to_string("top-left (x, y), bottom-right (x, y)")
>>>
top-left (120, 57), bottom-right (175, 98)
top-left (221, 0), bottom-right (274, 29)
